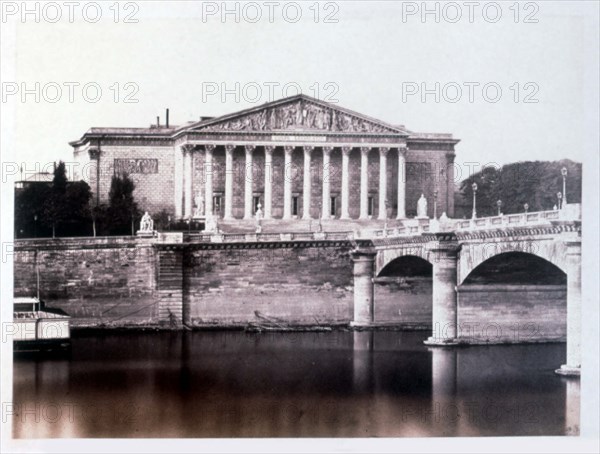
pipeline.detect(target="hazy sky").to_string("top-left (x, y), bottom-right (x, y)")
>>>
top-left (1, 1), bottom-right (599, 179)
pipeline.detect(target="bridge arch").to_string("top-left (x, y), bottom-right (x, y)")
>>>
top-left (461, 251), bottom-right (567, 286)
top-left (458, 239), bottom-right (568, 285)
top-left (457, 250), bottom-right (568, 344)
top-left (378, 254), bottom-right (433, 278)
top-left (373, 253), bottom-right (433, 328)
top-left (375, 245), bottom-right (429, 277)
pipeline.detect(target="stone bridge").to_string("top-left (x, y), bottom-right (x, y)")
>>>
top-left (348, 207), bottom-right (581, 377)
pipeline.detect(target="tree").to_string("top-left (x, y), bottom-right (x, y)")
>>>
top-left (14, 162), bottom-right (92, 238)
top-left (106, 174), bottom-right (140, 235)
top-left (459, 165), bottom-right (501, 217)
top-left (61, 181), bottom-right (93, 236)
top-left (42, 162), bottom-right (69, 238)
top-left (15, 183), bottom-right (50, 238)
top-left (456, 160), bottom-right (582, 218)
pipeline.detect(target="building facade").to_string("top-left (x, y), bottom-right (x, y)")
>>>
top-left (70, 94), bottom-right (459, 221)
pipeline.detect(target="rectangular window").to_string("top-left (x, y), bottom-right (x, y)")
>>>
top-left (292, 196), bottom-right (299, 216)
top-left (213, 196), bottom-right (222, 216)
top-left (330, 197), bottom-right (337, 217)
top-left (368, 197), bottom-right (374, 217)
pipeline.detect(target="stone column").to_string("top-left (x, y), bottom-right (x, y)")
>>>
top-left (445, 152), bottom-right (456, 217)
top-left (223, 144), bottom-right (235, 220)
top-left (359, 147), bottom-right (370, 219)
top-left (244, 145), bottom-right (255, 219)
top-left (183, 147), bottom-right (193, 219)
top-left (341, 146), bottom-right (351, 219)
top-left (322, 146), bottom-right (333, 219)
top-left (174, 145), bottom-right (186, 218)
top-left (350, 250), bottom-right (376, 327)
top-left (283, 146), bottom-right (293, 219)
top-left (397, 147), bottom-right (407, 219)
top-left (302, 145), bottom-right (314, 220)
top-left (425, 237), bottom-right (459, 345)
top-left (204, 144), bottom-right (215, 216)
top-left (264, 146), bottom-right (274, 219)
top-left (378, 147), bottom-right (389, 220)
top-left (557, 238), bottom-right (582, 376)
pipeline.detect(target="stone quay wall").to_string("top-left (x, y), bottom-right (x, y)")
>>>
top-left (13, 237), bottom-right (159, 327)
top-left (12, 236), bottom-right (566, 340)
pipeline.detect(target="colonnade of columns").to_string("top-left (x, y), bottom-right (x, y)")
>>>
top-left (175, 143), bottom-right (407, 221)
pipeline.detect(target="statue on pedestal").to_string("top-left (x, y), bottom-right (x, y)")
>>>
top-left (255, 203), bottom-right (263, 221)
top-left (194, 193), bottom-right (204, 218)
top-left (416, 194), bottom-right (428, 219)
top-left (139, 211), bottom-right (154, 232)
top-left (255, 203), bottom-right (263, 233)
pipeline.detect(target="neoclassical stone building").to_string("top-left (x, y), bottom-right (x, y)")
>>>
top-left (70, 94), bottom-right (459, 221)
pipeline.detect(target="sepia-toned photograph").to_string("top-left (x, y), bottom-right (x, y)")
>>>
top-left (1, 1), bottom-right (598, 452)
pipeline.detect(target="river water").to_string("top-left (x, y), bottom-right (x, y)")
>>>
top-left (12, 330), bottom-right (579, 438)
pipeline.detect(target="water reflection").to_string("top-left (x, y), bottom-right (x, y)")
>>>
top-left (13, 330), bottom-right (577, 437)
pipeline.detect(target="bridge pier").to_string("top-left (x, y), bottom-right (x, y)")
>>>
top-left (350, 250), bottom-right (377, 328)
top-left (424, 237), bottom-right (460, 346)
top-left (556, 238), bottom-right (581, 376)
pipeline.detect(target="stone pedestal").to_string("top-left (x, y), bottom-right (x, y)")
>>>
top-left (350, 250), bottom-right (376, 327)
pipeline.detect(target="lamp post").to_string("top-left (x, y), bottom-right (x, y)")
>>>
top-left (433, 190), bottom-right (438, 220)
top-left (471, 182), bottom-right (478, 219)
top-left (561, 167), bottom-right (568, 206)
top-left (524, 203), bottom-right (529, 214)
top-left (497, 199), bottom-right (502, 216)
top-left (33, 214), bottom-right (37, 238)
top-left (167, 215), bottom-right (171, 231)
top-left (557, 192), bottom-right (562, 210)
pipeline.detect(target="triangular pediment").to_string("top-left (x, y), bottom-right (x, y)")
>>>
top-left (187, 95), bottom-right (407, 135)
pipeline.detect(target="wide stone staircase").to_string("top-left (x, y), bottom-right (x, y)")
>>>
top-left (215, 218), bottom-right (400, 234)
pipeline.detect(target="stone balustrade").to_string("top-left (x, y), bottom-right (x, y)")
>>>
top-left (176, 204), bottom-right (581, 244)
top-left (14, 206), bottom-right (580, 247)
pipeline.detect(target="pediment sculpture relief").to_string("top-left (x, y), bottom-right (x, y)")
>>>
top-left (202, 100), bottom-right (395, 134)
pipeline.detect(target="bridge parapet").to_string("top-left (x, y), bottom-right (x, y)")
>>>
top-left (124, 205), bottom-right (584, 246)
top-left (351, 204), bottom-right (581, 240)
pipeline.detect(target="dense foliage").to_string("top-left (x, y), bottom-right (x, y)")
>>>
top-left (15, 162), bottom-right (92, 238)
top-left (15, 164), bottom-right (143, 238)
top-left (455, 160), bottom-right (582, 218)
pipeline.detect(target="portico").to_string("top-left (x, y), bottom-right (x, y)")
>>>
top-left (176, 142), bottom-right (409, 221)
top-left (172, 95), bottom-right (458, 222)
